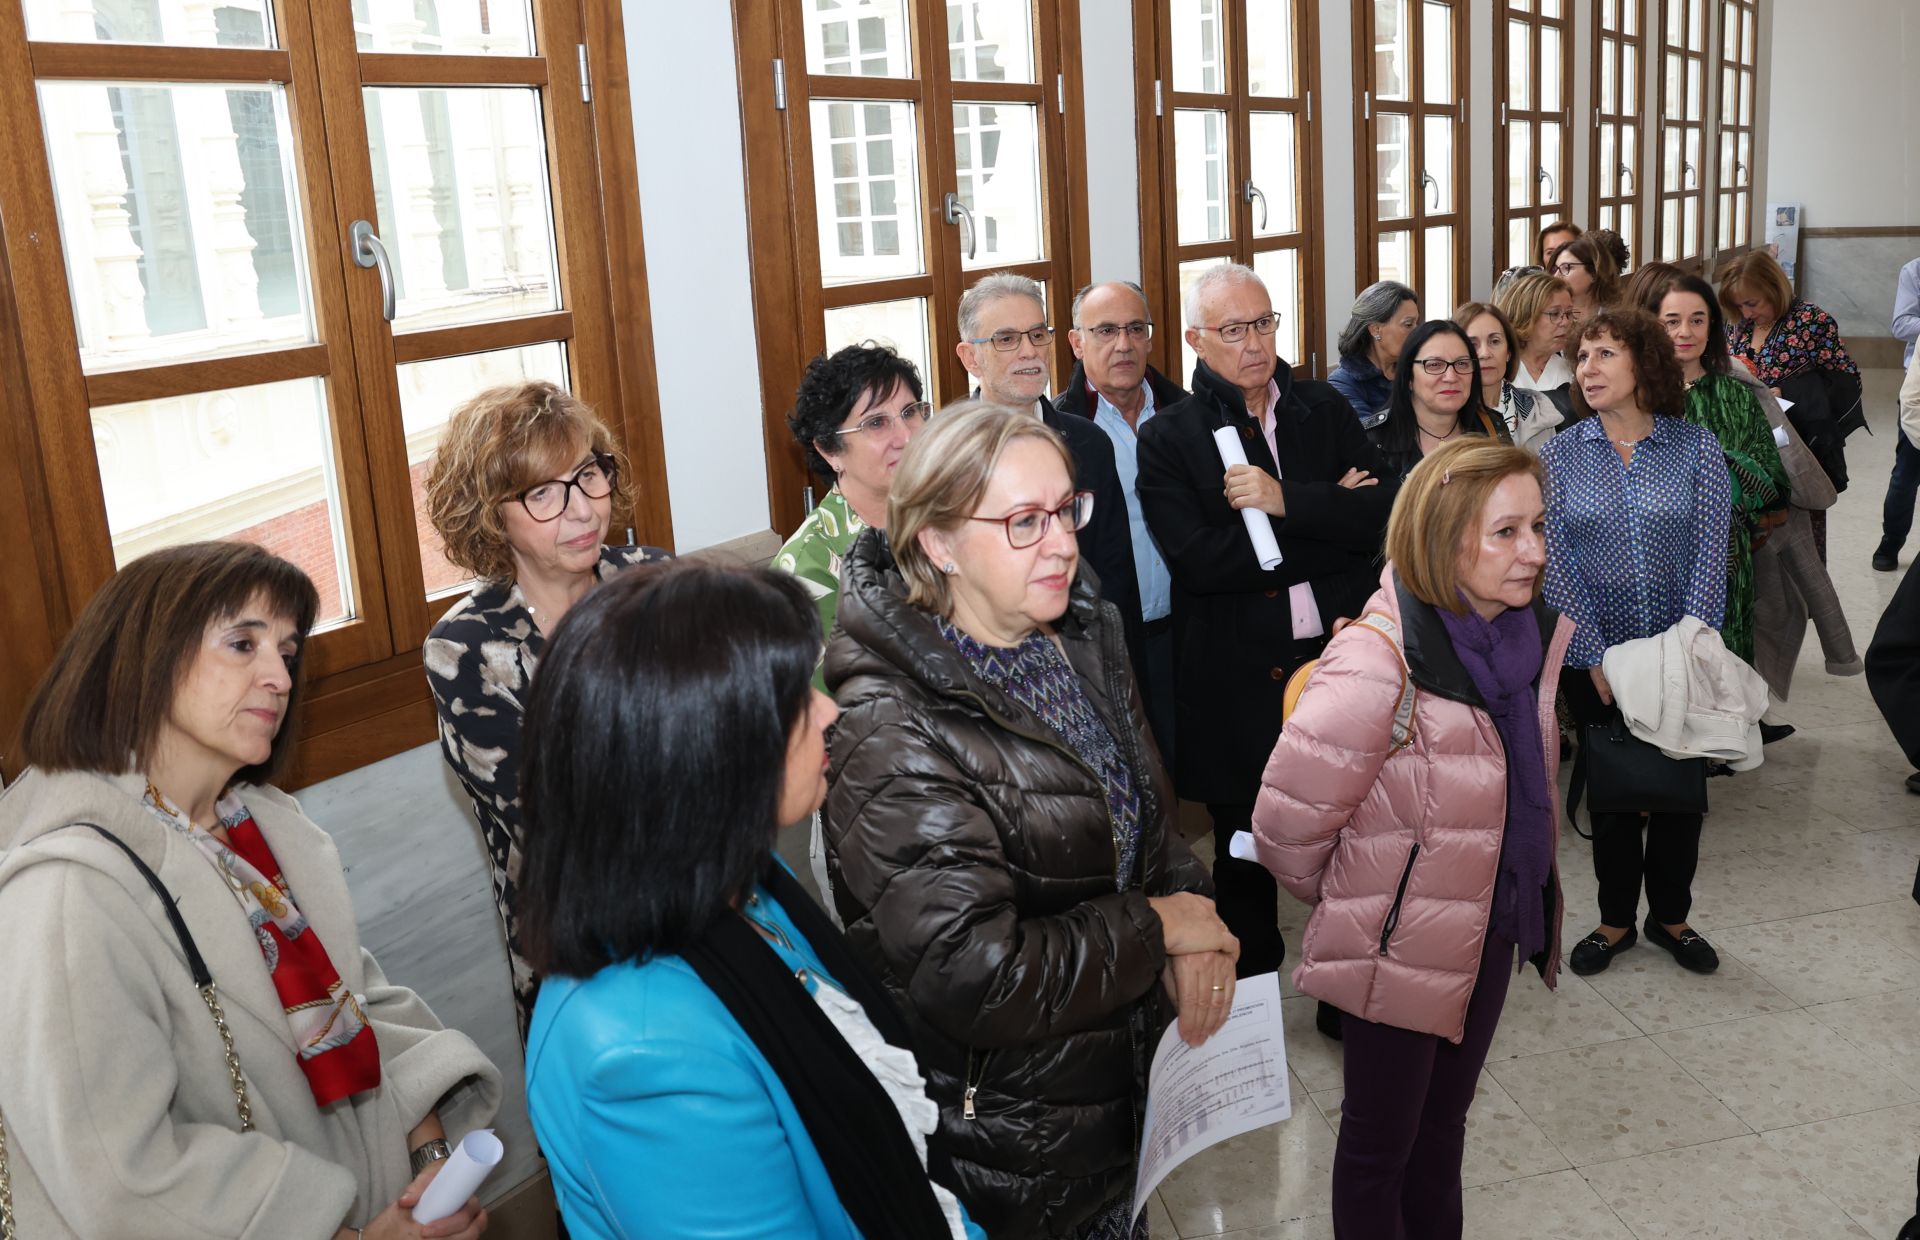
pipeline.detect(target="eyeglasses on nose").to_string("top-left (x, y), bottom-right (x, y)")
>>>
top-left (1196, 314), bottom-right (1279, 343)
top-left (839, 401), bottom-right (933, 437)
top-left (970, 326), bottom-right (1055, 351)
top-left (969, 491), bottom-right (1094, 549)
top-left (1552, 262), bottom-right (1588, 276)
top-left (1416, 357), bottom-right (1477, 376)
top-left (1542, 309), bottom-right (1579, 322)
top-left (514, 453), bottom-right (617, 522)
top-left (1083, 321), bottom-right (1153, 343)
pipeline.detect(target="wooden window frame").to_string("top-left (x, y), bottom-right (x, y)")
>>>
top-left (1493, 1), bottom-right (1574, 276)
top-left (0, 0), bottom-right (669, 786)
top-left (736, 0), bottom-right (1090, 539)
top-left (1713, 0), bottom-right (1758, 254)
top-left (1134, 0), bottom-right (1326, 377)
top-left (1590, 0), bottom-right (1648, 265)
top-left (1655, 0), bottom-right (1710, 270)
top-left (1351, 0), bottom-right (1470, 308)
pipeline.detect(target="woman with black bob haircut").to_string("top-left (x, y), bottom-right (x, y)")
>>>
top-left (1368, 319), bottom-right (1509, 483)
top-left (516, 560), bottom-right (982, 1240)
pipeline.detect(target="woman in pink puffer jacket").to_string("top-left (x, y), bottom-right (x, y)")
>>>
top-left (1251, 439), bottom-right (1574, 1240)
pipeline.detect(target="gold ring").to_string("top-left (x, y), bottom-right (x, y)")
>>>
top-left (1211, 984), bottom-right (1226, 991)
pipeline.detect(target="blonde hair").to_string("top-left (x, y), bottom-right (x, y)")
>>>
top-left (886, 400), bottom-right (1074, 615)
top-left (1493, 272), bottom-right (1574, 351)
top-left (425, 381), bottom-right (635, 582)
top-left (1386, 438), bottom-right (1546, 615)
top-left (1717, 249), bottom-right (1796, 324)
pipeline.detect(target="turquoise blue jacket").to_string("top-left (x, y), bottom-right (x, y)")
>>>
top-left (525, 879), bottom-right (985, 1240)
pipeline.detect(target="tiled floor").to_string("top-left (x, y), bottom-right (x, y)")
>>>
top-left (1153, 370), bottom-right (1920, 1239)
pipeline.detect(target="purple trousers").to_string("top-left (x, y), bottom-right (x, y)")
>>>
top-left (1330, 929), bottom-right (1515, 1240)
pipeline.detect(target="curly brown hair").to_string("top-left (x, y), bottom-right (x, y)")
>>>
top-left (425, 381), bottom-right (636, 582)
top-left (1568, 308), bottom-right (1687, 420)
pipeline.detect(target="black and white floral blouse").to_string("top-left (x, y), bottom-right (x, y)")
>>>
top-left (424, 543), bottom-right (668, 1036)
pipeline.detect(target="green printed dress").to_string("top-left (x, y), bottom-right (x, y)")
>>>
top-left (1683, 372), bottom-right (1791, 665)
top-left (774, 488), bottom-right (870, 690)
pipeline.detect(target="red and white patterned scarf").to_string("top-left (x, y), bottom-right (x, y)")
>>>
top-left (144, 785), bottom-right (382, 1106)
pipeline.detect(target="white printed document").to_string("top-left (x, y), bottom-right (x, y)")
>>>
top-left (1131, 971), bottom-right (1292, 1223)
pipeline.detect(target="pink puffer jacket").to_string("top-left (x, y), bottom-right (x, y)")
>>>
top-left (1251, 567), bottom-right (1576, 1042)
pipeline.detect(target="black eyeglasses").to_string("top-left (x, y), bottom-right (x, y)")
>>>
top-left (1195, 314), bottom-right (1279, 343)
top-left (514, 453), bottom-right (616, 522)
top-left (1081, 321), bottom-right (1153, 343)
top-left (969, 326), bottom-right (1055, 351)
top-left (968, 491), bottom-right (1094, 549)
top-left (1415, 357), bottom-right (1477, 376)
top-left (839, 402), bottom-right (932, 437)
top-left (1552, 261), bottom-right (1589, 277)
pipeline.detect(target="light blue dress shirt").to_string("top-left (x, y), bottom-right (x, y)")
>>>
top-left (1892, 256), bottom-right (1920, 367)
top-left (1089, 382), bottom-right (1173, 622)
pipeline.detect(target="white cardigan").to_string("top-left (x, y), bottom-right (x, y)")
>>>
top-left (1601, 617), bottom-right (1772, 771)
top-left (0, 769), bottom-right (501, 1237)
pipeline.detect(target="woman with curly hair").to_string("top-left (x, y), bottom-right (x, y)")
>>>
top-left (420, 380), bottom-right (669, 1037)
top-left (1540, 310), bottom-right (1730, 979)
top-left (1549, 230), bottom-right (1631, 331)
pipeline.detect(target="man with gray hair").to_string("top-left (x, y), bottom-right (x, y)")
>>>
top-left (1138, 262), bottom-right (1392, 980)
top-left (1056, 280), bottom-right (1189, 760)
top-left (957, 272), bottom-right (1142, 658)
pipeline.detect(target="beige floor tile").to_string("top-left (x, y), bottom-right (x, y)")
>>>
top-left (1310, 1070), bottom-right (1570, 1188)
top-left (1653, 1009), bottom-right (1918, 1130)
top-left (1745, 826), bottom-right (1920, 911)
top-left (1186, 1216), bottom-right (1337, 1240)
top-left (1693, 795), bottom-right (1859, 857)
top-left (1580, 945), bottom-right (1797, 1034)
top-left (1279, 996), bottom-right (1345, 1093)
top-left (1683, 847), bottom-right (1836, 932)
top-left (1807, 987), bottom-right (1920, 1092)
top-left (1714, 910), bottom-right (1920, 1005)
top-left (1579, 1134), bottom-right (1873, 1238)
top-left (1459, 1170), bottom-right (1636, 1239)
top-left (1147, 1191), bottom-right (1177, 1237)
top-left (1487, 1038), bottom-right (1747, 1166)
top-left (1484, 970), bottom-right (1644, 1060)
top-left (1759, 1102), bottom-right (1920, 1240)
top-left (1157, 1077), bottom-right (1338, 1237)
top-left (1837, 900), bottom-right (1920, 963)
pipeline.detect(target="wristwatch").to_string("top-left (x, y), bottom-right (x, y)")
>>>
top-left (409, 1137), bottom-right (453, 1177)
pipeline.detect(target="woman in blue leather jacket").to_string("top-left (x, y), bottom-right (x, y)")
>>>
top-left (515, 560), bottom-right (983, 1240)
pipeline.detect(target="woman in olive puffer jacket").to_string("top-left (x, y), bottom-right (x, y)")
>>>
top-left (822, 404), bottom-right (1225, 1240)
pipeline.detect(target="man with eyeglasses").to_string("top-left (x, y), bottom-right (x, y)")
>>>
top-left (1055, 280), bottom-right (1189, 760)
top-left (957, 272), bottom-right (1143, 668)
top-left (1138, 262), bottom-right (1394, 981)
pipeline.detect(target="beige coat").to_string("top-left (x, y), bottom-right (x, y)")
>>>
top-left (0, 769), bottom-right (501, 1238)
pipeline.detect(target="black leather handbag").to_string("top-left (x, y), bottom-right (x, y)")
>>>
top-left (1566, 717), bottom-right (1710, 838)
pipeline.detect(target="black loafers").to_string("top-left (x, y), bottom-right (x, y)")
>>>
top-left (1569, 926), bottom-right (1637, 975)
top-left (1644, 917), bottom-right (1720, 973)
top-left (1874, 543), bottom-right (1900, 572)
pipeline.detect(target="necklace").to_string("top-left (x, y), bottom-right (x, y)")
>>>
top-left (1418, 420), bottom-right (1460, 441)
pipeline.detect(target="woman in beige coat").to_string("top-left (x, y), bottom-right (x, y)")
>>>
top-left (0, 542), bottom-right (501, 1239)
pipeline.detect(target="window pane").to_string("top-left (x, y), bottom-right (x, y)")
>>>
top-left (1252, 247), bottom-right (1302, 365)
top-left (1662, 198), bottom-right (1680, 260)
top-left (949, 0), bottom-right (1034, 84)
top-left (41, 81), bottom-right (314, 372)
top-left (1248, 111), bottom-right (1299, 236)
top-left (349, 0), bottom-right (534, 55)
top-left (363, 87), bottom-right (558, 331)
top-left (812, 99), bottom-right (924, 286)
top-left (1374, 0), bottom-right (1410, 101)
top-left (1539, 26), bottom-right (1562, 111)
top-left (1175, 108), bottom-right (1232, 244)
top-left (1421, 1), bottom-right (1453, 105)
top-left (1684, 195), bottom-right (1699, 255)
top-left (825, 298), bottom-right (931, 397)
top-left (1687, 59), bottom-right (1703, 121)
top-left (1172, 0), bottom-right (1227, 93)
top-left (1539, 0), bottom-right (1562, 15)
top-left (1600, 123), bottom-right (1618, 197)
top-left (1718, 202), bottom-right (1733, 251)
top-left (1622, 121), bottom-right (1639, 185)
top-left (1538, 122), bottom-right (1563, 206)
top-left (1719, 130), bottom-right (1735, 185)
top-left (1602, 0), bottom-right (1619, 26)
top-left (1663, 53), bottom-right (1683, 119)
top-left (1619, 203), bottom-right (1636, 259)
top-left (1601, 39), bottom-right (1617, 112)
top-left (1662, 124), bottom-right (1682, 189)
top-left (1246, 0), bottom-right (1296, 97)
top-left (1423, 226), bottom-right (1454, 316)
top-left (954, 103), bottom-right (1042, 268)
top-left (1622, 43), bottom-right (1639, 117)
top-left (1737, 132), bottom-right (1752, 185)
top-left (804, 0), bottom-right (911, 77)
top-left (93, 376), bottom-right (352, 622)
top-left (1376, 112), bottom-right (1411, 219)
top-left (402, 343), bottom-right (568, 596)
top-left (1666, 0), bottom-right (1683, 44)
top-left (1507, 20), bottom-right (1531, 109)
top-left (1508, 217), bottom-right (1532, 268)
top-left (26, 0), bottom-right (275, 46)
top-left (1688, 0), bottom-right (1705, 51)
top-left (1422, 116), bottom-right (1453, 213)
top-left (1600, 205), bottom-right (1616, 234)
top-left (1508, 120), bottom-right (1533, 208)
top-left (1624, 0), bottom-right (1638, 35)
top-left (1378, 229), bottom-right (1412, 291)
top-left (1177, 257), bottom-right (1226, 382)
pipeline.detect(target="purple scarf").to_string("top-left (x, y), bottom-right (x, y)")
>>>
top-left (1437, 603), bottom-right (1552, 964)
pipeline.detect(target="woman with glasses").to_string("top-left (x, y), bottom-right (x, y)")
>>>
top-left (823, 402), bottom-right (1229, 1239)
top-left (1329, 280), bottom-right (1422, 428)
top-left (1494, 271), bottom-right (1579, 398)
top-left (1548, 230), bottom-right (1630, 330)
top-left (778, 343), bottom-right (930, 688)
top-left (422, 380), bottom-right (669, 1038)
top-left (1457, 300), bottom-right (1564, 452)
top-left (1368, 320), bottom-right (1509, 483)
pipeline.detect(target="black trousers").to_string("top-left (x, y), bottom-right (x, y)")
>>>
top-left (1206, 801), bottom-right (1285, 978)
top-left (1140, 620), bottom-right (1176, 772)
top-left (1561, 667), bottom-right (1706, 929)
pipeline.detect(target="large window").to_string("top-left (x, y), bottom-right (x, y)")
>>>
top-left (1656, 0), bottom-right (1709, 265)
top-left (1715, 0), bottom-right (1757, 251)
top-left (1353, 0), bottom-right (1467, 318)
top-left (1591, 0), bottom-right (1646, 264)
top-left (0, 0), bottom-right (665, 782)
top-left (1493, 0), bottom-right (1572, 273)
top-left (737, 0), bottom-right (1087, 536)
top-left (1138, 0), bottom-right (1323, 380)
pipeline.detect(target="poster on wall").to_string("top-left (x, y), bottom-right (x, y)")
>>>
top-left (1766, 203), bottom-right (1803, 288)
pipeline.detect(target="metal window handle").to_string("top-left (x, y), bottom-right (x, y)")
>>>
top-left (1682, 160), bottom-right (1697, 187)
top-left (1619, 163), bottom-right (1635, 192)
top-left (349, 220), bottom-right (396, 322)
top-left (1243, 180), bottom-right (1268, 230)
top-left (943, 192), bottom-right (977, 262)
top-left (1537, 167), bottom-right (1557, 201)
top-left (1421, 170), bottom-right (1439, 210)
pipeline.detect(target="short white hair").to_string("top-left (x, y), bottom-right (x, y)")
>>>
top-left (1183, 262), bottom-right (1267, 329)
top-left (958, 272), bottom-right (1046, 340)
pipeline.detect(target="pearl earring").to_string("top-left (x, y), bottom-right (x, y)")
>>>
top-left (942, 561), bottom-right (957, 574)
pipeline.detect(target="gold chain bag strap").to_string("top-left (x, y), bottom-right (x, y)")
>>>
top-left (0, 822), bottom-right (254, 1239)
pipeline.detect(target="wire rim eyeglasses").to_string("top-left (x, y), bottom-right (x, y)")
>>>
top-left (837, 402), bottom-right (933, 437)
top-left (968, 326), bottom-right (1056, 351)
top-left (1195, 314), bottom-right (1279, 343)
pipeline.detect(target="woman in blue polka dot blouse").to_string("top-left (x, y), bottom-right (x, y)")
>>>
top-left (1539, 308), bottom-right (1732, 980)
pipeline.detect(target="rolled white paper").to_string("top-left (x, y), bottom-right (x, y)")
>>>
top-left (1229, 830), bottom-right (1259, 862)
top-left (1772, 424), bottom-right (1790, 448)
top-left (1211, 427), bottom-right (1285, 570)
top-left (413, 1129), bottom-right (505, 1224)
